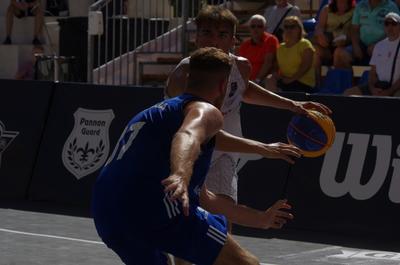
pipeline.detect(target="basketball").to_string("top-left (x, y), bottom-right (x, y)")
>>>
top-left (287, 110), bottom-right (336, 158)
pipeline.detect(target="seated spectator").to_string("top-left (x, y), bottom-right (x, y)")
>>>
top-left (3, 0), bottom-right (44, 45)
top-left (333, 0), bottom-right (399, 69)
top-left (238, 15), bottom-right (279, 85)
top-left (313, 0), bottom-right (355, 77)
top-left (15, 45), bottom-right (44, 80)
top-left (263, 0), bottom-right (302, 42)
top-left (266, 16), bottom-right (316, 93)
top-left (344, 12), bottom-right (400, 97)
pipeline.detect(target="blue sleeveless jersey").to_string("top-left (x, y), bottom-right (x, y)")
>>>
top-left (92, 94), bottom-right (216, 236)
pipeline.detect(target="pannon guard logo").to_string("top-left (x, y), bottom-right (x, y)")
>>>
top-left (62, 108), bottom-right (115, 179)
top-left (0, 121), bottom-right (19, 168)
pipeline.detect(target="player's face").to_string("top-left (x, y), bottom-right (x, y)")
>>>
top-left (384, 19), bottom-right (400, 39)
top-left (249, 19), bottom-right (266, 40)
top-left (196, 22), bottom-right (235, 53)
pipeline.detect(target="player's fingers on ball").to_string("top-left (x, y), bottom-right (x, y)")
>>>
top-left (277, 211), bottom-right (294, 220)
top-left (286, 144), bottom-right (301, 153)
top-left (314, 102), bottom-right (331, 114)
top-left (285, 147), bottom-right (302, 157)
top-left (320, 103), bottom-right (332, 114)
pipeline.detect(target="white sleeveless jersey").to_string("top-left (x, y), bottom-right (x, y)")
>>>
top-left (168, 54), bottom-right (247, 162)
top-left (212, 54), bottom-right (246, 162)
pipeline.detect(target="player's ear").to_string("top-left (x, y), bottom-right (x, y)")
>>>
top-left (218, 76), bottom-right (228, 96)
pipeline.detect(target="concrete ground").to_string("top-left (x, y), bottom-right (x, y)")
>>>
top-left (0, 201), bottom-right (399, 265)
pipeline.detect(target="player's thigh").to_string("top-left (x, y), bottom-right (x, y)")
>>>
top-left (213, 234), bottom-right (259, 265)
top-left (156, 208), bottom-right (228, 265)
top-left (206, 154), bottom-right (238, 202)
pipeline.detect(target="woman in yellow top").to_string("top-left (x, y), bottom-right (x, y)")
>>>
top-left (313, 0), bottom-right (355, 76)
top-left (266, 16), bottom-right (316, 93)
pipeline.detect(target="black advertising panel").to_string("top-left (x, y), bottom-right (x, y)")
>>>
top-left (29, 83), bottom-right (163, 209)
top-left (0, 79), bottom-right (53, 199)
top-left (237, 94), bottom-right (400, 238)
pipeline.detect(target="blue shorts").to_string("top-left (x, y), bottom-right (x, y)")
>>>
top-left (98, 206), bottom-right (228, 265)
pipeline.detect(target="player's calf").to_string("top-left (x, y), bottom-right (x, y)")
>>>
top-left (213, 234), bottom-right (259, 265)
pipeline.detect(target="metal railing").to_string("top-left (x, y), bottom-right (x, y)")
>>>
top-left (87, 0), bottom-right (229, 85)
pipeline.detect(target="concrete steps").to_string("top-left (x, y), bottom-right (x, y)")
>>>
top-left (0, 44), bottom-right (54, 79)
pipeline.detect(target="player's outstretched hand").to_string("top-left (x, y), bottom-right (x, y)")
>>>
top-left (161, 174), bottom-right (190, 216)
top-left (258, 142), bottom-right (301, 164)
top-left (291, 101), bottom-right (332, 116)
top-left (259, 199), bottom-right (293, 229)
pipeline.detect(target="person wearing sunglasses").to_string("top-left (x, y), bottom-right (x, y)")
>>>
top-left (266, 16), bottom-right (316, 93)
top-left (238, 15), bottom-right (279, 86)
top-left (333, 0), bottom-right (399, 69)
top-left (344, 12), bottom-right (400, 96)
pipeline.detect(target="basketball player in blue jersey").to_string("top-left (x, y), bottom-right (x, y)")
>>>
top-left (167, 6), bottom-right (331, 265)
top-left (92, 47), bottom-right (293, 265)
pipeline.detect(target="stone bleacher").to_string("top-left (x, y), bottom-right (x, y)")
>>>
top-left (0, 0), bottom-right (91, 79)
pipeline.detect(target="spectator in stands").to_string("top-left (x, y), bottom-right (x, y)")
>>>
top-left (15, 45), bottom-right (44, 80)
top-left (238, 15), bottom-right (279, 85)
top-left (3, 0), bottom-right (44, 45)
top-left (313, 0), bottom-right (355, 78)
top-left (263, 0), bottom-right (302, 42)
top-left (344, 12), bottom-right (400, 96)
top-left (266, 16), bottom-right (316, 93)
top-left (333, 0), bottom-right (399, 69)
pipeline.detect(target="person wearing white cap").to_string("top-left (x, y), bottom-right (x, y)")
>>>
top-left (334, 0), bottom-right (399, 69)
top-left (344, 12), bottom-right (400, 96)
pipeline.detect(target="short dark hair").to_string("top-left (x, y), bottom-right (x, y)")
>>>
top-left (188, 47), bottom-right (232, 90)
top-left (195, 5), bottom-right (238, 35)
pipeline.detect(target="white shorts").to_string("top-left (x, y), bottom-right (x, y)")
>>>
top-left (205, 154), bottom-right (238, 203)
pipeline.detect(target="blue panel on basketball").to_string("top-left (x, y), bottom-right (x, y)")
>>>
top-left (287, 110), bottom-right (335, 157)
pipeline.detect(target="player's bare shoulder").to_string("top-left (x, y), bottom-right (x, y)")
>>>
top-left (232, 54), bottom-right (251, 80)
top-left (184, 101), bottom-right (224, 133)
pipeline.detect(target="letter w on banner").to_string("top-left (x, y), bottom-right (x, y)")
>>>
top-left (62, 108), bottom-right (115, 179)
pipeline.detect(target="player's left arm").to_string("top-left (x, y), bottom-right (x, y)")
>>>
top-left (215, 130), bottom-right (301, 164)
top-left (200, 184), bottom-right (293, 229)
top-left (238, 59), bottom-right (332, 115)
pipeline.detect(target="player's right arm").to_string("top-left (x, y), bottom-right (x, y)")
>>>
top-left (161, 102), bottom-right (223, 216)
top-left (165, 62), bottom-right (189, 98)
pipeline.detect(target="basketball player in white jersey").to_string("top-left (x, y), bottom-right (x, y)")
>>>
top-left (166, 5), bottom-right (331, 265)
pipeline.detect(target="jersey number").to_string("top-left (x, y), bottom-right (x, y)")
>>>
top-left (105, 121), bottom-right (145, 166)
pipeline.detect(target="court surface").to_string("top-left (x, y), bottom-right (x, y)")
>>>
top-left (0, 201), bottom-right (399, 265)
